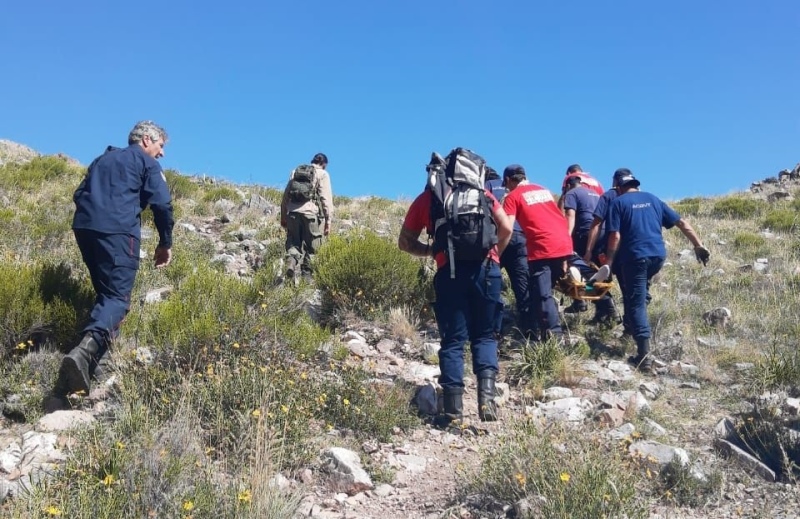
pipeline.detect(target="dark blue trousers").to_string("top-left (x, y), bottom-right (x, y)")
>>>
top-left (74, 229), bottom-right (140, 361)
top-left (617, 256), bottom-right (664, 340)
top-left (528, 257), bottom-right (569, 339)
top-left (433, 261), bottom-right (502, 390)
top-left (500, 231), bottom-right (530, 330)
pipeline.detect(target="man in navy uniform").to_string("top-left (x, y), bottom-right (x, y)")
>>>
top-left (46, 120), bottom-right (174, 411)
top-left (604, 171), bottom-right (709, 371)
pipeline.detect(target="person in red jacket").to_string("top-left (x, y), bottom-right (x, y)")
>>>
top-left (502, 165), bottom-right (573, 341)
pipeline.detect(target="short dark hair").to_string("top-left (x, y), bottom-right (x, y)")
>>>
top-left (565, 164), bottom-right (582, 174)
top-left (485, 166), bottom-right (500, 181)
top-left (311, 153), bottom-right (328, 166)
top-left (565, 175), bottom-right (582, 189)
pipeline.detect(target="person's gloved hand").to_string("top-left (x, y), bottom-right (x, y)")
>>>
top-left (694, 245), bottom-right (710, 266)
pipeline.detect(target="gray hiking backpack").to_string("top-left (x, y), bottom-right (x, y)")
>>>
top-left (427, 148), bottom-right (498, 278)
top-left (287, 164), bottom-right (317, 203)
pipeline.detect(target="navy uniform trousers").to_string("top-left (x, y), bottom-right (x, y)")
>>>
top-left (74, 229), bottom-right (140, 366)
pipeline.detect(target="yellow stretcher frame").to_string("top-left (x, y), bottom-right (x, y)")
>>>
top-left (555, 277), bottom-right (615, 301)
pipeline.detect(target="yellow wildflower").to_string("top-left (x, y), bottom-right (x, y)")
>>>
top-left (514, 472), bottom-right (526, 486)
top-left (343, 398), bottom-right (350, 406)
top-left (182, 500), bottom-right (194, 511)
top-left (44, 505), bottom-right (62, 516)
top-left (252, 409), bottom-right (261, 417)
top-left (238, 489), bottom-right (252, 503)
top-left (115, 441), bottom-right (125, 450)
top-left (232, 342), bottom-right (240, 349)
top-left (102, 474), bottom-right (115, 486)
top-left (559, 472), bottom-right (570, 483)
top-left (280, 405), bottom-right (289, 413)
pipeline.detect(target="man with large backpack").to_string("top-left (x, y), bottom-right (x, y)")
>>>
top-left (398, 149), bottom-right (512, 429)
top-left (280, 153), bottom-right (334, 283)
top-left (502, 165), bottom-right (573, 342)
top-left (484, 167), bottom-right (532, 336)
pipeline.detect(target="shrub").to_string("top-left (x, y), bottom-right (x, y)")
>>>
top-left (202, 186), bottom-right (243, 203)
top-left (129, 265), bottom-right (257, 363)
top-left (164, 169), bottom-right (200, 199)
top-left (656, 459), bottom-right (723, 507)
top-left (732, 232), bottom-right (769, 260)
top-left (466, 422), bottom-right (646, 518)
top-left (712, 197), bottom-right (762, 219)
top-left (316, 364), bottom-right (419, 440)
top-left (763, 209), bottom-right (799, 233)
top-left (0, 261), bottom-right (94, 353)
top-left (671, 197), bottom-right (703, 217)
top-left (507, 337), bottom-right (586, 388)
top-left (0, 156), bottom-right (83, 190)
top-left (313, 231), bottom-right (429, 323)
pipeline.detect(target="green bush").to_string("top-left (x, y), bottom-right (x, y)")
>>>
top-left (763, 209), bottom-right (799, 233)
top-left (0, 261), bottom-right (94, 352)
top-left (671, 197), bottom-right (702, 217)
top-left (712, 197), bottom-right (762, 219)
top-left (130, 265), bottom-right (257, 362)
top-left (202, 186), bottom-right (242, 203)
top-left (313, 231), bottom-right (429, 322)
top-left (466, 423), bottom-right (645, 518)
top-left (316, 364), bottom-right (419, 441)
top-left (732, 232), bottom-right (769, 259)
top-left (164, 169), bottom-right (200, 199)
top-left (0, 156), bottom-right (83, 190)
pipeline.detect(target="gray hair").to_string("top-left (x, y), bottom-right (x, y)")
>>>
top-left (128, 120), bottom-right (168, 145)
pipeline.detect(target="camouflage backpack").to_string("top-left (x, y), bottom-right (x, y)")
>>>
top-left (287, 164), bottom-right (318, 203)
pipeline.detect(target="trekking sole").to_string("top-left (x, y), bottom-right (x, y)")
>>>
top-left (59, 357), bottom-right (90, 395)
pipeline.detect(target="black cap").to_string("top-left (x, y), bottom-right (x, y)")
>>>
top-left (612, 168), bottom-right (640, 189)
top-left (503, 164), bottom-right (525, 179)
top-left (485, 166), bottom-right (500, 181)
top-left (502, 164), bottom-right (526, 186)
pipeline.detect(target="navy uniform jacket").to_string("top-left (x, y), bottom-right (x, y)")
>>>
top-left (72, 144), bottom-right (174, 248)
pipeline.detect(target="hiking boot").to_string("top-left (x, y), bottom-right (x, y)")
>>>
top-left (57, 334), bottom-right (100, 396)
top-left (477, 370), bottom-right (498, 422)
top-left (564, 300), bottom-right (588, 314)
top-left (627, 337), bottom-right (653, 372)
top-left (627, 354), bottom-right (654, 372)
top-left (434, 387), bottom-right (464, 431)
top-left (589, 307), bottom-right (621, 327)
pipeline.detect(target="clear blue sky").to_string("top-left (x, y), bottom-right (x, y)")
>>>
top-left (2, 1), bottom-right (798, 201)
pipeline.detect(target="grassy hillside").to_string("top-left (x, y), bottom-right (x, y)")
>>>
top-left (0, 152), bottom-right (798, 518)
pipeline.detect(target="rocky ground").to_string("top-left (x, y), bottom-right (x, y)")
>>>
top-left (2, 316), bottom-right (799, 518)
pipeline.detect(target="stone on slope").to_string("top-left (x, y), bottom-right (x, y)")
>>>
top-left (322, 447), bottom-right (374, 495)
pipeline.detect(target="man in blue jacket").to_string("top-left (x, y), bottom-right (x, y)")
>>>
top-left (605, 171), bottom-right (709, 371)
top-left (46, 121), bottom-right (174, 411)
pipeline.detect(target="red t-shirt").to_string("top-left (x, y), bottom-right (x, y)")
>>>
top-left (562, 172), bottom-right (604, 197)
top-left (402, 189), bottom-right (501, 269)
top-left (503, 183), bottom-right (573, 261)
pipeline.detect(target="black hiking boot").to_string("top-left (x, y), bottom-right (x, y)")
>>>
top-left (477, 370), bottom-right (498, 422)
top-left (627, 337), bottom-right (654, 373)
top-left (434, 387), bottom-right (464, 432)
top-left (58, 334), bottom-right (100, 396)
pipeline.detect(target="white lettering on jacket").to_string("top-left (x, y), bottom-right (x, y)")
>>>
top-left (522, 189), bottom-right (554, 205)
top-left (632, 203), bottom-right (652, 209)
